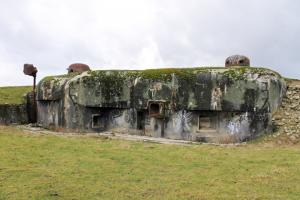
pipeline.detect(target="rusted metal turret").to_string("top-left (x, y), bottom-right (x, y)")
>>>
top-left (67, 63), bottom-right (90, 74)
top-left (23, 64), bottom-right (38, 76)
top-left (225, 55), bottom-right (250, 67)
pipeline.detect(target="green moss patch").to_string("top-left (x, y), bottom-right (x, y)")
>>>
top-left (43, 66), bottom-right (283, 85)
top-left (0, 86), bottom-right (32, 105)
top-left (223, 67), bottom-right (282, 81)
top-left (88, 67), bottom-right (225, 82)
top-left (41, 72), bottom-right (81, 85)
top-left (85, 71), bottom-right (127, 101)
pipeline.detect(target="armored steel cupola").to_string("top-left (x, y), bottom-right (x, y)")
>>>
top-left (67, 63), bottom-right (90, 74)
top-left (225, 55), bottom-right (250, 67)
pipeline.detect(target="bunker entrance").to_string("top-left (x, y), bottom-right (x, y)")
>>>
top-left (92, 114), bottom-right (105, 129)
top-left (137, 111), bottom-right (145, 130)
top-left (148, 101), bottom-right (167, 137)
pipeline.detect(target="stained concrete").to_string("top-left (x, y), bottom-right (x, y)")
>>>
top-left (36, 67), bottom-right (286, 142)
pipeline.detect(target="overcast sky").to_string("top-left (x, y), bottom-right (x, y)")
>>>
top-left (0, 0), bottom-right (299, 86)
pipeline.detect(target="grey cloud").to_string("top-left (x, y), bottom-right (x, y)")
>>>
top-left (0, 0), bottom-right (299, 86)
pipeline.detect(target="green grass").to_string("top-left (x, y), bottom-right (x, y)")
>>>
top-left (0, 86), bottom-right (32, 105)
top-left (0, 126), bottom-right (300, 199)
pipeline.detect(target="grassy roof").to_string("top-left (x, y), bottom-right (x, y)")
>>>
top-left (284, 77), bottom-right (300, 85)
top-left (39, 66), bottom-right (283, 87)
top-left (0, 86), bottom-right (32, 105)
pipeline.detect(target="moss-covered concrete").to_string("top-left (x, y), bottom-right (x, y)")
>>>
top-left (36, 66), bottom-right (286, 142)
top-left (0, 86), bottom-right (32, 124)
top-left (0, 104), bottom-right (28, 124)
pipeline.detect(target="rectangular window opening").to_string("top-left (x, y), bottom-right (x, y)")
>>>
top-left (149, 103), bottom-right (160, 116)
top-left (198, 116), bottom-right (212, 130)
top-left (92, 114), bottom-right (104, 129)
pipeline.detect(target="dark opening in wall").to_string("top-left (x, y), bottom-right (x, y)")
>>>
top-left (137, 111), bottom-right (145, 130)
top-left (154, 123), bottom-right (159, 131)
top-left (148, 101), bottom-right (167, 118)
top-left (92, 114), bottom-right (104, 128)
top-left (198, 116), bottom-right (212, 130)
top-left (196, 111), bottom-right (221, 132)
top-left (149, 103), bottom-right (160, 116)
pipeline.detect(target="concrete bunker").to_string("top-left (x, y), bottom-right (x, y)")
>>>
top-left (36, 66), bottom-right (286, 143)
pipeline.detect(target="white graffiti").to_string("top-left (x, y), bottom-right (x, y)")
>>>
top-left (173, 110), bottom-right (192, 133)
top-left (227, 112), bottom-right (250, 135)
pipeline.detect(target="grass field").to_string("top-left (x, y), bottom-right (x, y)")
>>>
top-left (0, 86), bottom-right (32, 105)
top-left (0, 126), bottom-right (300, 199)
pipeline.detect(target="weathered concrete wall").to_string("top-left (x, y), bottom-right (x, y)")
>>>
top-left (0, 104), bottom-right (28, 124)
top-left (0, 86), bottom-right (32, 124)
top-left (272, 80), bottom-right (300, 142)
top-left (37, 67), bottom-right (286, 142)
